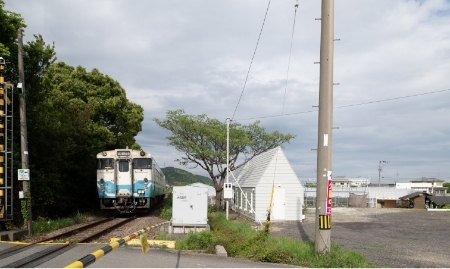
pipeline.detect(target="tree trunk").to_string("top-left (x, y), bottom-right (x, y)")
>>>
top-left (215, 189), bottom-right (222, 208)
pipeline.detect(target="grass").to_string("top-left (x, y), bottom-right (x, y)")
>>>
top-left (159, 192), bottom-right (173, 220)
top-left (172, 211), bottom-right (372, 268)
top-left (32, 211), bottom-right (91, 235)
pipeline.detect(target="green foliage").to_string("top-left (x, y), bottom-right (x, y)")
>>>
top-left (176, 231), bottom-right (216, 253)
top-left (160, 192), bottom-right (173, 220)
top-left (161, 167), bottom-right (213, 186)
top-left (177, 212), bottom-right (372, 268)
top-left (20, 199), bottom-right (28, 228)
top-left (443, 182), bottom-right (450, 193)
top-left (154, 109), bottom-right (295, 206)
top-left (32, 211), bottom-right (89, 235)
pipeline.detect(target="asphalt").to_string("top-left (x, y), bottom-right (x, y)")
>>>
top-left (0, 241), bottom-right (300, 268)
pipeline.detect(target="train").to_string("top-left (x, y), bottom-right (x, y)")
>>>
top-left (96, 149), bottom-right (166, 213)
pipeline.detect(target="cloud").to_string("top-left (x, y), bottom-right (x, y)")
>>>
top-left (6, 0), bottom-right (450, 182)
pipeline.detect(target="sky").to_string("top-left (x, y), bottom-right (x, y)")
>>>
top-left (5, 0), bottom-right (450, 184)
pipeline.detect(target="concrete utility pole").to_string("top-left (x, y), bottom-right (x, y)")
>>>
top-left (315, 0), bottom-right (334, 254)
top-left (18, 28), bottom-right (32, 235)
top-left (378, 160), bottom-right (388, 187)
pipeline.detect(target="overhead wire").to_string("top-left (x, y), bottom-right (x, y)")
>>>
top-left (235, 88), bottom-right (450, 121)
top-left (231, 0), bottom-right (271, 121)
top-left (268, 1), bottom-right (299, 231)
top-left (282, 0), bottom-right (299, 116)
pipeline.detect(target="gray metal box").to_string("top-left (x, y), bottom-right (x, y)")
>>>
top-left (172, 186), bottom-right (208, 225)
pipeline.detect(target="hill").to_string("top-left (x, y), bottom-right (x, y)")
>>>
top-left (161, 167), bottom-right (213, 187)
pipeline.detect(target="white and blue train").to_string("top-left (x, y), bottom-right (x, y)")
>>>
top-left (96, 149), bottom-right (166, 213)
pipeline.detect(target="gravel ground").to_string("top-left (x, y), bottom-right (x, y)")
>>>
top-left (269, 207), bottom-right (450, 268)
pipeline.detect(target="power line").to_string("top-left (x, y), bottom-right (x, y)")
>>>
top-left (281, 1), bottom-right (299, 116)
top-left (235, 88), bottom-right (450, 121)
top-left (231, 0), bottom-right (271, 121)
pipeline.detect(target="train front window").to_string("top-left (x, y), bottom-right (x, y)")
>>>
top-left (118, 160), bottom-right (129, 172)
top-left (98, 158), bottom-right (114, 169)
top-left (133, 158), bottom-right (152, 169)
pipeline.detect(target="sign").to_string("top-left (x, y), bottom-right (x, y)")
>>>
top-left (18, 169), bottom-right (30, 181)
top-left (326, 171), bottom-right (332, 216)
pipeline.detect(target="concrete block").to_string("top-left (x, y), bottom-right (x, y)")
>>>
top-left (215, 245), bottom-right (227, 257)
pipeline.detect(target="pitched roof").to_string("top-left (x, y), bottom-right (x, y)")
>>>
top-left (398, 192), bottom-right (431, 200)
top-left (231, 147), bottom-right (296, 188)
top-left (428, 196), bottom-right (450, 205)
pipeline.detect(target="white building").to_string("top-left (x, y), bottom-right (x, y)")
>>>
top-left (230, 147), bottom-right (304, 222)
top-left (189, 182), bottom-right (216, 205)
top-left (396, 177), bottom-right (447, 195)
top-left (332, 176), bottom-right (371, 188)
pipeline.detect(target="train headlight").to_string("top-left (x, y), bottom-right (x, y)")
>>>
top-left (137, 189), bottom-right (145, 195)
top-left (102, 151), bottom-right (107, 156)
top-left (140, 150), bottom-right (145, 156)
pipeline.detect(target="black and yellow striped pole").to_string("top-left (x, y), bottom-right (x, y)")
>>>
top-left (65, 221), bottom-right (169, 268)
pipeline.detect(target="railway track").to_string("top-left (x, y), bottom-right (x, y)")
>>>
top-left (0, 216), bottom-right (135, 268)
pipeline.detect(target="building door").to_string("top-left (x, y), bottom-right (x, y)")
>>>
top-left (272, 188), bottom-right (285, 220)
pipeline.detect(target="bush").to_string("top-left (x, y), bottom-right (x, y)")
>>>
top-left (176, 231), bottom-right (216, 253)
top-left (160, 192), bottom-right (173, 220)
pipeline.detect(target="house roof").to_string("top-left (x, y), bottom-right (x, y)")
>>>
top-left (428, 196), bottom-right (450, 205)
top-left (411, 177), bottom-right (444, 183)
top-left (232, 147), bottom-right (279, 187)
top-left (398, 192), bottom-right (431, 200)
top-left (231, 146), bottom-right (299, 188)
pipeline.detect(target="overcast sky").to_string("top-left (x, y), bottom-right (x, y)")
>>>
top-left (6, 0), bottom-right (450, 183)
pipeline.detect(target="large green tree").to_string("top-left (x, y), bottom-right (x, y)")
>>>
top-left (154, 109), bottom-right (296, 206)
top-left (1, 1), bottom-right (145, 218)
top-left (28, 62), bottom-right (144, 216)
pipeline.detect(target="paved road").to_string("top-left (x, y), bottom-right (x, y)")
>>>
top-left (0, 242), bottom-right (299, 268)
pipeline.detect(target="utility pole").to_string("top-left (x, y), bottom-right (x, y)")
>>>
top-left (315, 0), bottom-right (334, 254)
top-left (18, 28), bottom-right (32, 235)
top-left (225, 117), bottom-right (230, 220)
top-left (378, 160), bottom-right (388, 187)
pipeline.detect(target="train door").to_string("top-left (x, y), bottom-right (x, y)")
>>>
top-left (115, 159), bottom-right (132, 198)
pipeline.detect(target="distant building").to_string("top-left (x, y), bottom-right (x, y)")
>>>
top-left (332, 176), bottom-right (370, 188)
top-left (395, 177), bottom-right (448, 196)
top-left (189, 182), bottom-right (216, 205)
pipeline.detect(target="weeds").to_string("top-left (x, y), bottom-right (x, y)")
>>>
top-left (32, 211), bottom-right (90, 235)
top-left (160, 192), bottom-right (173, 220)
top-left (173, 211), bottom-right (371, 268)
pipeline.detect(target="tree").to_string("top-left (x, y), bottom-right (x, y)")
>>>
top-left (27, 62), bottom-right (144, 216)
top-left (154, 109), bottom-right (296, 206)
top-left (443, 182), bottom-right (450, 193)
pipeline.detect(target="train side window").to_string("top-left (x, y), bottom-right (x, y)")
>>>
top-left (98, 158), bottom-right (114, 169)
top-left (118, 160), bottom-right (129, 172)
top-left (133, 158), bottom-right (152, 169)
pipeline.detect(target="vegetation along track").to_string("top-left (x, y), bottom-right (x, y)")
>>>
top-left (0, 216), bottom-right (135, 268)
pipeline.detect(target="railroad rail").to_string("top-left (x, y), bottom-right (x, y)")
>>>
top-left (0, 217), bottom-right (135, 268)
